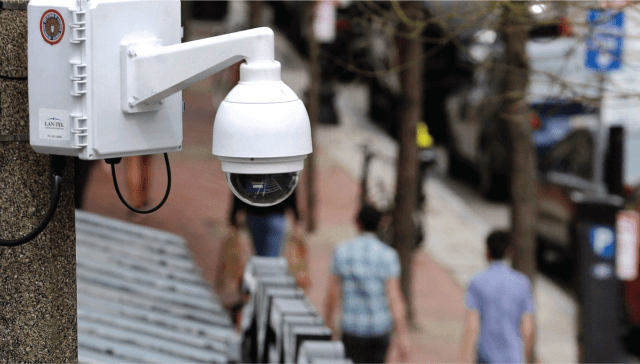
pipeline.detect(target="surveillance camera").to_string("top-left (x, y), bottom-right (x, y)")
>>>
top-left (28, 0), bottom-right (310, 212)
top-left (212, 61), bottom-right (312, 206)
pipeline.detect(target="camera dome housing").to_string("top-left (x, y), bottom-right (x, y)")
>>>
top-left (226, 171), bottom-right (300, 207)
top-left (212, 61), bottom-right (312, 206)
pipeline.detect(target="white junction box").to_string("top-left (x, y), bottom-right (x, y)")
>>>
top-left (28, 0), bottom-right (183, 160)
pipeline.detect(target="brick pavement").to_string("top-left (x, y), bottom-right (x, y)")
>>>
top-left (81, 75), bottom-right (466, 363)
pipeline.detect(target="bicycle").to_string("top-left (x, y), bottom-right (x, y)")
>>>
top-left (358, 144), bottom-right (428, 250)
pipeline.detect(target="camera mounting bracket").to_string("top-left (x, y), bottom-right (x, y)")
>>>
top-left (122, 27), bottom-right (276, 113)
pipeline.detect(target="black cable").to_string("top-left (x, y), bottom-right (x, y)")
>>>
top-left (106, 153), bottom-right (171, 214)
top-left (0, 75), bottom-right (28, 81)
top-left (0, 156), bottom-right (65, 247)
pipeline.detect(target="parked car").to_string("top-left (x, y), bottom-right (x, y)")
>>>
top-left (529, 26), bottom-right (640, 346)
top-left (536, 122), bottom-right (640, 346)
top-left (536, 126), bottom-right (621, 260)
top-left (445, 31), bottom-right (608, 199)
top-left (364, 2), bottom-right (558, 146)
top-left (366, 14), bottom-right (472, 144)
top-left (447, 16), bottom-right (640, 338)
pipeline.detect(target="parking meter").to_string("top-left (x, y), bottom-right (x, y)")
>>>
top-left (573, 193), bottom-right (626, 363)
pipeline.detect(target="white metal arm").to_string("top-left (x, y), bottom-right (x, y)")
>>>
top-left (122, 27), bottom-right (276, 112)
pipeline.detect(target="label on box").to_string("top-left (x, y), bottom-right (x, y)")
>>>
top-left (40, 9), bottom-right (65, 45)
top-left (39, 108), bottom-right (70, 141)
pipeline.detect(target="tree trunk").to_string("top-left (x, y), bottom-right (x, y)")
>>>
top-left (180, 1), bottom-right (191, 41)
top-left (304, 2), bottom-right (319, 233)
top-left (392, 1), bottom-right (424, 324)
top-left (248, 1), bottom-right (262, 29)
top-left (502, 4), bottom-right (537, 361)
top-left (502, 1), bottom-right (537, 285)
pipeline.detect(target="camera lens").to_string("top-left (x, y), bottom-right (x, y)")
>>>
top-left (226, 172), bottom-right (301, 206)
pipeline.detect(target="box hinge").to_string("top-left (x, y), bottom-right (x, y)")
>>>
top-left (70, 60), bottom-right (87, 96)
top-left (68, 9), bottom-right (87, 44)
top-left (70, 113), bottom-right (88, 149)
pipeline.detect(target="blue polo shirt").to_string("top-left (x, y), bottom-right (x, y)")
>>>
top-left (330, 232), bottom-right (401, 337)
top-left (465, 261), bottom-right (535, 363)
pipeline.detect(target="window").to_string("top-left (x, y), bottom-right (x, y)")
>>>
top-left (542, 129), bottom-right (594, 180)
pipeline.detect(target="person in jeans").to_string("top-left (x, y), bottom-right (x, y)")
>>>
top-left (323, 205), bottom-right (410, 363)
top-left (458, 230), bottom-right (536, 363)
top-left (229, 192), bottom-right (300, 257)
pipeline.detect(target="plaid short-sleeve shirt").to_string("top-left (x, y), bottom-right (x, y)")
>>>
top-left (330, 232), bottom-right (401, 337)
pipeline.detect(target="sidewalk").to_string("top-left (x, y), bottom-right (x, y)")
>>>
top-left (81, 37), bottom-right (464, 364)
top-left (81, 28), bottom-right (576, 363)
top-left (323, 84), bottom-right (578, 364)
top-left (82, 85), bottom-right (464, 364)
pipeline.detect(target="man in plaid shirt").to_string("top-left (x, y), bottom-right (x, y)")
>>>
top-left (323, 205), bottom-right (410, 363)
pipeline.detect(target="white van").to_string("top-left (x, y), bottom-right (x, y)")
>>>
top-left (445, 31), bottom-right (640, 198)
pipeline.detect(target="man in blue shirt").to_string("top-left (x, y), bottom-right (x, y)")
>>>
top-left (458, 230), bottom-right (535, 363)
top-left (323, 205), bottom-right (410, 363)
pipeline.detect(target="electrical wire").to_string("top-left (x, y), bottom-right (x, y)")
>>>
top-left (0, 156), bottom-right (65, 247)
top-left (106, 153), bottom-right (171, 214)
top-left (0, 75), bottom-right (28, 81)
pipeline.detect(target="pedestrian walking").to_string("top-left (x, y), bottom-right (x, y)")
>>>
top-left (323, 205), bottom-right (410, 363)
top-left (229, 192), bottom-right (301, 257)
top-left (458, 230), bottom-right (535, 363)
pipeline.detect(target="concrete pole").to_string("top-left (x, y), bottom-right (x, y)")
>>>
top-left (0, 1), bottom-right (77, 362)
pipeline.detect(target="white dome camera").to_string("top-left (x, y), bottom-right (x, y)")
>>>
top-left (212, 61), bottom-right (312, 206)
top-left (27, 3), bottom-right (311, 209)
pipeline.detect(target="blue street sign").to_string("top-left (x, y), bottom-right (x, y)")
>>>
top-left (586, 10), bottom-right (624, 72)
top-left (589, 225), bottom-right (616, 260)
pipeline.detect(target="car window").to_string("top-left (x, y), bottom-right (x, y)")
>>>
top-left (526, 38), bottom-right (600, 104)
top-left (542, 129), bottom-right (594, 180)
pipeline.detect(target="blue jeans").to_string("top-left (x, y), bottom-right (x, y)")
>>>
top-left (246, 214), bottom-right (286, 257)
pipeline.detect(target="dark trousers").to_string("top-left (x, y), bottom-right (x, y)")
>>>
top-left (341, 332), bottom-right (390, 364)
top-left (477, 352), bottom-right (489, 364)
